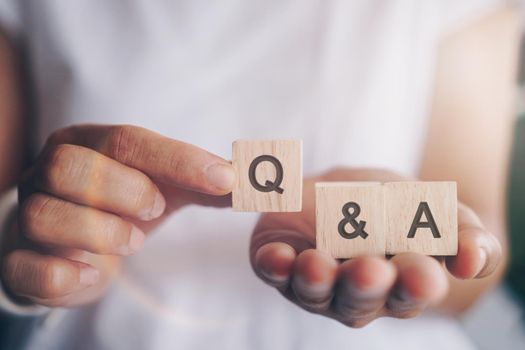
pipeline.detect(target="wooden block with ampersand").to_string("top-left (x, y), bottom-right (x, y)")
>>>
top-left (315, 182), bottom-right (385, 258)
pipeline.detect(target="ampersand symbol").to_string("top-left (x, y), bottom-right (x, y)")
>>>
top-left (248, 155), bottom-right (284, 194)
top-left (338, 202), bottom-right (368, 239)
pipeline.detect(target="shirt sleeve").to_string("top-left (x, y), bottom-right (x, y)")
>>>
top-left (0, 0), bottom-right (23, 40)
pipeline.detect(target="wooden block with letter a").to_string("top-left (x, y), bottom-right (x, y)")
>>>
top-left (384, 182), bottom-right (457, 256)
top-left (315, 182), bottom-right (385, 258)
top-left (232, 140), bottom-right (302, 212)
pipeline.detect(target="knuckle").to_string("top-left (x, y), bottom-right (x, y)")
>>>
top-left (34, 298), bottom-right (68, 308)
top-left (167, 151), bottom-right (188, 178)
top-left (385, 301), bottom-right (424, 319)
top-left (129, 177), bottom-right (152, 210)
top-left (99, 217), bottom-right (126, 252)
top-left (389, 310), bottom-right (421, 319)
top-left (338, 316), bottom-right (375, 329)
top-left (1, 251), bottom-right (35, 296)
top-left (46, 127), bottom-right (68, 146)
top-left (105, 125), bottom-right (140, 163)
top-left (300, 301), bottom-right (331, 314)
top-left (1, 251), bottom-right (73, 299)
top-left (40, 144), bottom-right (82, 191)
top-left (1, 251), bottom-right (21, 287)
top-left (338, 308), bottom-right (377, 321)
top-left (19, 194), bottom-right (55, 240)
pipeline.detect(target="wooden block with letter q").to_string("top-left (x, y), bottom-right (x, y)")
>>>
top-left (315, 182), bottom-right (385, 258)
top-left (232, 140), bottom-right (302, 212)
top-left (384, 182), bottom-right (457, 256)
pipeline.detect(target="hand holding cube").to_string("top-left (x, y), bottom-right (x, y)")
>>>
top-left (234, 141), bottom-right (502, 327)
top-left (249, 168), bottom-right (502, 327)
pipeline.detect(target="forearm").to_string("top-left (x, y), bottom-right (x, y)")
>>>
top-left (420, 6), bottom-right (519, 316)
top-left (0, 30), bottom-right (25, 193)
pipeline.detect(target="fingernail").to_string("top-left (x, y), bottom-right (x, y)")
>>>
top-left (139, 192), bottom-right (166, 221)
top-left (149, 192), bottom-right (166, 219)
top-left (293, 276), bottom-right (332, 300)
top-left (80, 267), bottom-right (100, 286)
top-left (476, 248), bottom-right (488, 277)
top-left (114, 226), bottom-right (145, 255)
top-left (254, 244), bottom-right (295, 286)
top-left (205, 163), bottom-right (235, 192)
top-left (259, 269), bottom-right (289, 285)
top-left (255, 256), bottom-right (288, 283)
top-left (255, 255), bottom-right (290, 284)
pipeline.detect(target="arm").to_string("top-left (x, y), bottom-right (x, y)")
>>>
top-left (0, 30), bottom-right (25, 193)
top-left (0, 29), bottom-right (43, 350)
top-left (421, 6), bottom-right (521, 314)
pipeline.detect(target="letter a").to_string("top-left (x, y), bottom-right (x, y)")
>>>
top-left (407, 202), bottom-right (441, 238)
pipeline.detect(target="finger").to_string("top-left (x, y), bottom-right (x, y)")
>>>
top-left (386, 253), bottom-right (448, 318)
top-left (250, 227), bottom-right (314, 291)
top-left (445, 203), bottom-right (502, 279)
top-left (290, 249), bottom-right (338, 312)
top-left (332, 257), bottom-right (396, 324)
top-left (26, 144), bottom-right (165, 220)
top-left (251, 228), bottom-right (314, 257)
top-left (253, 242), bottom-right (296, 288)
top-left (19, 193), bottom-right (145, 255)
top-left (46, 125), bottom-right (235, 195)
top-left (26, 250), bottom-right (120, 307)
top-left (1, 250), bottom-right (99, 300)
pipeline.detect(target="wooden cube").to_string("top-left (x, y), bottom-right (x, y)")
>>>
top-left (232, 140), bottom-right (302, 212)
top-left (385, 182), bottom-right (457, 256)
top-left (315, 182), bottom-right (385, 258)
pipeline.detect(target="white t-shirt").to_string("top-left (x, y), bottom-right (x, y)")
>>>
top-left (0, 1), bottom-right (510, 349)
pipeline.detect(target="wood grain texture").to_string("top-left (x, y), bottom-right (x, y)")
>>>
top-left (232, 140), bottom-right (302, 212)
top-left (315, 182), bottom-right (385, 258)
top-left (385, 182), bottom-right (458, 256)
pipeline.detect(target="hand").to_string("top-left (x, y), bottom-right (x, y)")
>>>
top-left (1, 124), bottom-right (235, 307)
top-left (250, 168), bottom-right (502, 327)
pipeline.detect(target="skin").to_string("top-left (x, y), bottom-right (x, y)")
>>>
top-left (0, 6), bottom-right (520, 325)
